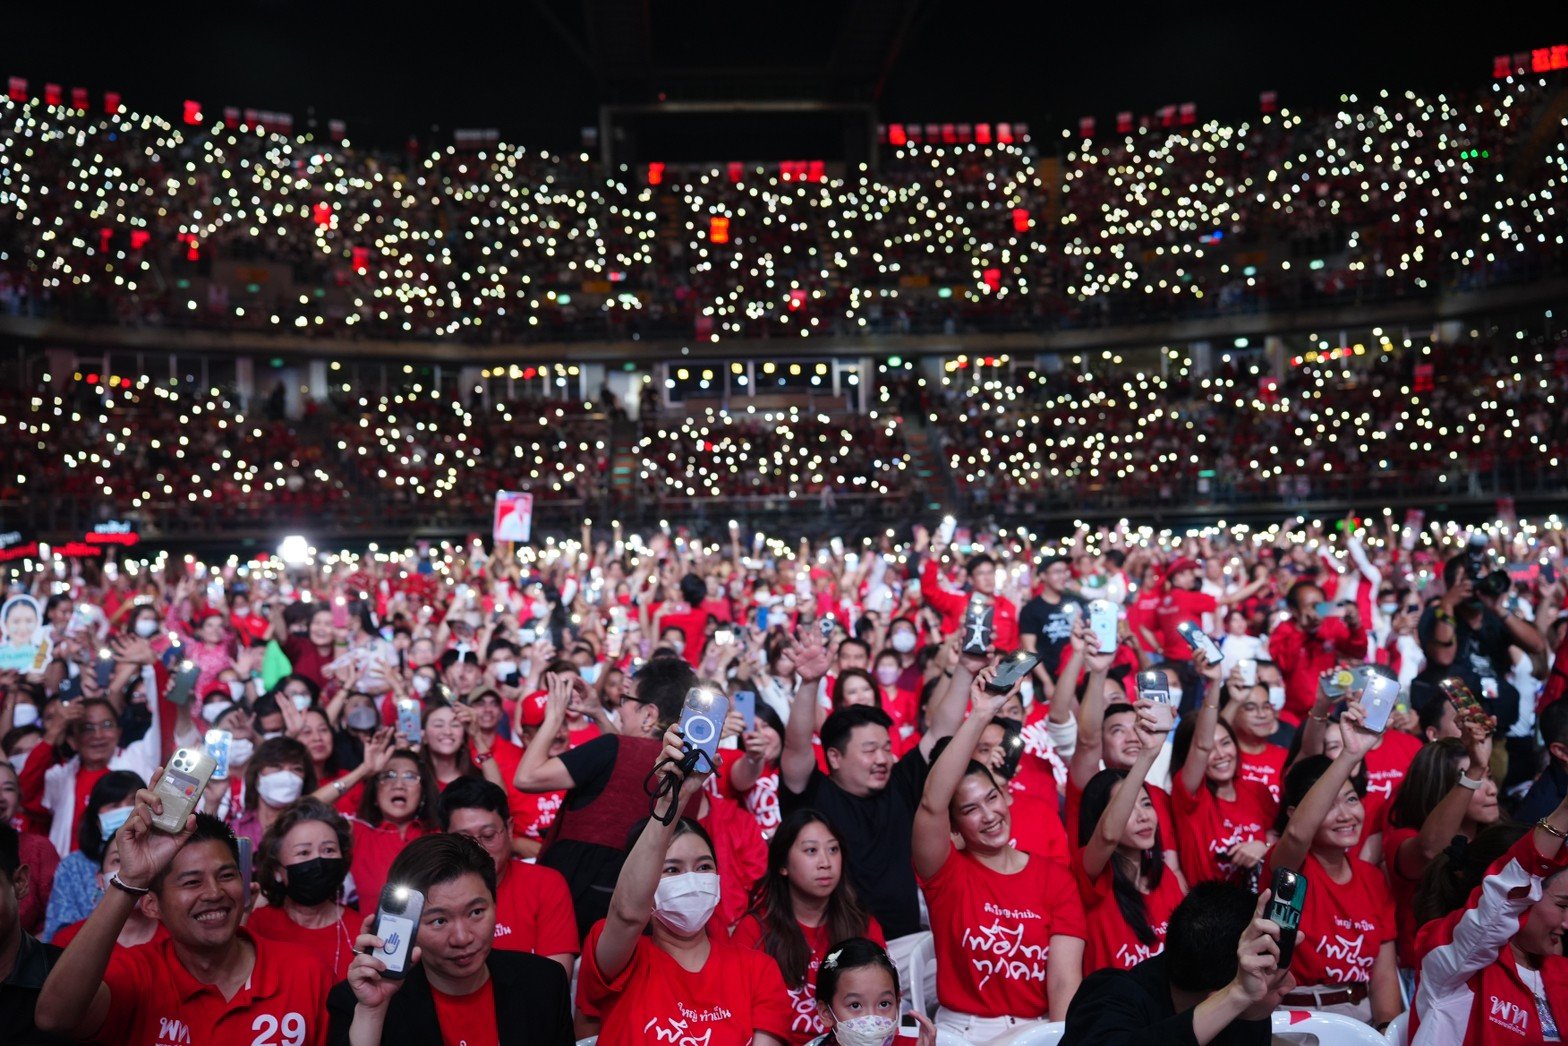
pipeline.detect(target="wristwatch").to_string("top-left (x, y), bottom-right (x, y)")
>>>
top-left (108, 870), bottom-right (150, 896)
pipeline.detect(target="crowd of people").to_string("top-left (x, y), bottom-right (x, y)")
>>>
top-left (0, 508), bottom-right (1566, 1044)
top-left (0, 72), bottom-right (1564, 343)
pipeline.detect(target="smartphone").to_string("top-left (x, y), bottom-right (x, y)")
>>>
top-left (165, 660), bottom-right (201, 706)
top-left (95, 650), bottom-right (116, 690)
top-left (992, 718), bottom-right (1025, 780)
top-left (237, 836), bottom-right (253, 907)
top-left (1544, 559), bottom-right (1559, 585)
top-left (678, 687), bottom-right (730, 774)
top-left (205, 729), bottom-right (233, 781)
top-left (817, 616), bottom-right (836, 639)
top-left (396, 698), bottom-right (423, 745)
top-left (1238, 658), bottom-right (1258, 688)
top-left (899, 1013), bottom-right (920, 1039)
top-left (1321, 666), bottom-right (1357, 699)
top-left (370, 884), bottom-right (425, 980)
top-left (1441, 678), bottom-right (1485, 718)
top-left (732, 690), bottom-right (757, 732)
top-left (714, 628), bottom-right (735, 646)
top-left (985, 650), bottom-right (1040, 695)
top-left (151, 747), bottom-right (218, 833)
top-left (1265, 867), bottom-right (1306, 968)
top-left (1358, 673), bottom-right (1398, 733)
top-left (1175, 620), bottom-right (1222, 665)
top-left (961, 597), bottom-right (995, 656)
top-left (1136, 670), bottom-right (1176, 731)
top-left (1088, 599), bottom-right (1118, 655)
top-left (935, 516), bottom-right (957, 547)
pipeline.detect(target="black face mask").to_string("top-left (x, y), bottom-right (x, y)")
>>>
top-left (282, 856), bottom-right (348, 907)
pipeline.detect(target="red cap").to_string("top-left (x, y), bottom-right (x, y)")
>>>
top-left (519, 690), bottom-right (550, 728)
top-left (1165, 557), bottom-right (1199, 582)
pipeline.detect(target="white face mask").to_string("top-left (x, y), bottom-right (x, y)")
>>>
top-left (10, 750), bottom-right (31, 774)
top-left (134, 618), bottom-right (160, 639)
top-left (875, 665), bottom-right (900, 687)
top-left (228, 737), bottom-right (255, 767)
top-left (1378, 602), bottom-right (1399, 616)
top-left (651, 871), bottom-right (720, 936)
top-left (490, 661), bottom-right (517, 682)
top-left (1019, 679), bottom-right (1036, 705)
top-left (830, 1012), bottom-right (896, 1046)
top-left (227, 680), bottom-right (248, 701)
top-left (579, 663), bottom-right (601, 685)
top-left (257, 769), bottom-right (304, 807)
top-left (1267, 686), bottom-right (1287, 711)
top-left (412, 675), bottom-right (433, 695)
top-left (890, 631), bottom-right (917, 654)
top-left (667, 637), bottom-right (686, 655)
top-left (11, 701), bottom-right (39, 729)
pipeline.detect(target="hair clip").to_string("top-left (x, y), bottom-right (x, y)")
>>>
top-left (822, 949), bottom-right (842, 969)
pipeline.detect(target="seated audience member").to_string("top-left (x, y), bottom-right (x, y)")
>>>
top-left (436, 777), bottom-right (578, 973)
top-left (48, 825), bottom-right (167, 951)
top-left (578, 725), bottom-right (793, 1045)
top-left (346, 748), bottom-right (436, 914)
top-left (1075, 704), bottom-right (1186, 973)
top-left (41, 770), bottom-right (142, 942)
top-left (36, 806), bottom-right (333, 1044)
top-left (249, 797), bottom-right (358, 980)
top-left (0, 822), bottom-right (71, 1045)
top-left (913, 667), bottom-right (1085, 1040)
top-left (1515, 698), bottom-right (1568, 823)
top-left (806, 936), bottom-right (938, 1045)
top-left (0, 762), bottom-right (56, 936)
top-left (1061, 882), bottom-right (1292, 1045)
top-left (330, 833), bottom-right (574, 1046)
top-left (733, 809), bottom-right (885, 1045)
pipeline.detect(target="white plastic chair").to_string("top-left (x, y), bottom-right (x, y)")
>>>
top-left (985, 1021), bottom-right (1065, 1045)
top-left (1382, 1010), bottom-right (1409, 1046)
top-left (1272, 1008), bottom-right (1390, 1044)
top-left (899, 931), bottom-right (937, 1017)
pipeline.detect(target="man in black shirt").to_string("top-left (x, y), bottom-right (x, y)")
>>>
top-left (1063, 882), bottom-right (1291, 1045)
top-left (1019, 554), bottom-right (1086, 676)
top-left (0, 823), bottom-right (69, 1046)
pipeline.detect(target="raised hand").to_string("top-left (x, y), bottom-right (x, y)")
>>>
top-left (785, 632), bottom-right (831, 683)
top-left (346, 914), bottom-right (418, 1011)
top-left (1338, 699), bottom-right (1377, 761)
top-left (116, 772), bottom-right (198, 889)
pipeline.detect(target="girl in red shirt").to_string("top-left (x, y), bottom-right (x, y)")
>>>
top-left (249, 797), bottom-right (358, 980)
top-left (732, 809), bottom-right (885, 1045)
top-left (1264, 699), bottom-right (1402, 1028)
top-left (1171, 654), bottom-right (1274, 887)
top-left (913, 668), bottom-right (1085, 1042)
top-left (1074, 705), bottom-right (1186, 974)
top-left (810, 936), bottom-right (938, 1045)
top-left (579, 725), bottom-right (793, 1046)
top-left (1383, 722), bottom-right (1498, 976)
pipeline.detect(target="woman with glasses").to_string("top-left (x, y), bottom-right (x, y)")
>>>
top-left (347, 747), bottom-right (438, 910)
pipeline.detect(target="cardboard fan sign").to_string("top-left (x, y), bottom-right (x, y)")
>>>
top-left (493, 491), bottom-right (533, 544)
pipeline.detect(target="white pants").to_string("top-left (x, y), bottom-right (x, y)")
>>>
top-left (934, 1007), bottom-right (1051, 1045)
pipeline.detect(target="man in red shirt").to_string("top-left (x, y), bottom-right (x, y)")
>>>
top-left (35, 807), bottom-right (333, 1045)
top-left (1268, 580), bottom-right (1368, 727)
top-left (437, 778), bottom-right (579, 974)
top-left (920, 550), bottom-right (1019, 652)
top-left (1156, 558), bottom-right (1265, 711)
top-left (652, 574), bottom-right (714, 667)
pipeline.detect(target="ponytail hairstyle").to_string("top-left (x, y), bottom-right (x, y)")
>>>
top-left (1414, 822), bottom-right (1530, 928)
top-left (1078, 768), bottom-right (1165, 946)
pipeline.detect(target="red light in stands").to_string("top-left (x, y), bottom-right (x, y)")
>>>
top-left (788, 289), bottom-right (806, 311)
top-left (996, 123), bottom-right (1013, 144)
top-left (99, 229), bottom-right (113, 253)
top-left (183, 99), bottom-right (202, 125)
top-left (709, 215), bottom-right (730, 244)
top-left (1117, 111), bottom-right (1133, 133)
top-left (1259, 91), bottom-right (1277, 114)
top-left (1179, 102), bottom-right (1196, 126)
top-left (1533, 45), bottom-right (1568, 72)
top-left (523, 367), bottom-right (537, 380)
top-left (352, 247), bottom-right (370, 273)
top-left (86, 373), bottom-right (99, 384)
top-left (807, 160), bottom-right (824, 182)
top-left (70, 87), bottom-right (87, 110)
top-left (1012, 208), bottom-right (1030, 234)
top-left (7, 77), bottom-right (26, 103)
top-left (129, 230), bottom-right (149, 251)
top-left (727, 161), bottom-right (743, 183)
top-left (941, 123), bottom-right (956, 144)
top-left (982, 268), bottom-right (1001, 291)
top-left (975, 123), bottom-right (991, 144)
top-left (957, 124), bottom-right (972, 144)
top-left (313, 202), bottom-right (332, 227)
top-left (889, 124), bottom-right (907, 146)
top-left (224, 106), bottom-right (240, 129)
top-left (44, 83), bottom-right (60, 106)
top-left (1078, 116), bottom-right (1095, 138)
top-left (646, 161), bottom-right (664, 186)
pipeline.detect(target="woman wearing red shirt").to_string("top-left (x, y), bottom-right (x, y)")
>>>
top-left (346, 749), bottom-right (436, 913)
top-left (913, 668), bottom-right (1085, 1042)
top-left (1265, 700), bottom-right (1402, 1027)
top-left (1074, 706), bottom-right (1186, 974)
top-left (871, 650), bottom-right (920, 748)
top-left (1383, 723), bottom-right (1498, 978)
top-left (417, 701), bottom-right (507, 792)
top-left (1170, 653), bottom-right (1274, 887)
top-left (250, 797), bottom-right (357, 980)
top-left (578, 725), bottom-right (793, 1046)
top-left (732, 809), bottom-right (885, 1045)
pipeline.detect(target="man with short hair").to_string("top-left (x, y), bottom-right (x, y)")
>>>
top-left (36, 808), bottom-right (332, 1044)
top-left (329, 833), bottom-right (573, 1046)
top-left (436, 778), bottom-right (578, 973)
top-left (919, 527), bottom-right (1019, 652)
top-left (1516, 700), bottom-right (1568, 823)
top-left (1020, 554), bottom-right (1085, 672)
top-left (1268, 580), bottom-right (1367, 727)
top-left (0, 823), bottom-right (69, 1045)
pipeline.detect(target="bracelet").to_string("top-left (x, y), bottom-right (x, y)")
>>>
top-left (1308, 711), bottom-right (1331, 723)
top-left (108, 870), bottom-right (150, 896)
top-left (333, 778), bottom-right (348, 795)
top-left (1435, 610), bottom-right (1454, 625)
top-left (1538, 818), bottom-right (1568, 841)
top-left (1456, 773), bottom-right (1485, 791)
top-left (474, 751), bottom-right (494, 764)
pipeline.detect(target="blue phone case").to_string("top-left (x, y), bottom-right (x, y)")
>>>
top-left (733, 691), bottom-right (756, 731)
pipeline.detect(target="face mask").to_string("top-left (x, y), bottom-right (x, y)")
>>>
top-left (227, 680), bottom-right (248, 701)
top-left (262, 731), bottom-right (283, 741)
top-left (345, 705), bottom-right (379, 731)
top-left (228, 737), bottom-right (255, 766)
top-left (1378, 602), bottom-right (1398, 616)
top-left (290, 693), bottom-right (312, 712)
top-left (257, 769), bottom-right (304, 807)
top-left (518, 658), bottom-right (533, 678)
top-left (651, 871), bottom-right (721, 936)
top-left (99, 805), bottom-right (133, 841)
top-left (281, 855), bottom-right (348, 907)
top-left (412, 675), bottom-right (433, 695)
top-left (830, 1013), bottom-right (897, 1046)
top-left (579, 663), bottom-right (601, 685)
top-left (489, 661), bottom-right (516, 684)
top-left (530, 600), bottom-right (549, 620)
top-left (134, 618), bottom-right (160, 639)
top-left (11, 701), bottom-right (38, 729)
top-left (890, 631), bottom-right (916, 654)
top-left (875, 665), bottom-right (900, 686)
top-left (1267, 686), bottom-right (1287, 712)
top-left (233, 605), bottom-right (250, 618)
top-left (1019, 679), bottom-right (1036, 705)
top-left (668, 637), bottom-right (686, 655)
top-left (9, 751), bottom-right (29, 775)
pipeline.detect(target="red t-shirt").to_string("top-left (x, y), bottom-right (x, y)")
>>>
top-left (720, 756), bottom-right (782, 839)
top-left (1261, 850), bottom-right (1394, 987)
top-left (1382, 820), bottom-right (1425, 968)
top-left (1065, 778), bottom-right (1177, 860)
top-left (511, 788), bottom-right (564, 843)
top-left (94, 930), bottom-right (332, 1046)
top-left (1170, 775), bottom-right (1274, 886)
top-left (658, 607), bottom-right (710, 667)
top-left (1008, 790), bottom-right (1070, 866)
top-left (1360, 730), bottom-right (1423, 835)
top-left (730, 914), bottom-right (887, 1046)
top-left (69, 766), bottom-right (110, 852)
top-left (431, 979), bottom-right (499, 1046)
top-left (922, 847), bottom-right (1086, 1019)
top-left (281, 635), bottom-right (336, 689)
top-left (493, 859), bottom-right (580, 958)
top-left (349, 818), bottom-right (425, 914)
top-left (1155, 588), bottom-right (1218, 661)
top-left (1071, 850), bottom-right (1186, 974)
top-left (244, 904), bottom-right (359, 981)
top-left (52, 919), bottom-right (170, 951)
top-left (1236, 744), bottom-right (1289, 807)
top-left (578, 920), bottom-right (794, 1045)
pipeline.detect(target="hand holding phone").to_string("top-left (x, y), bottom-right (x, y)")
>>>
top-left (369, 884), bottom-right (425, 980)
top-left (984, 651), bottom-right (1039, 695)
top-left (151, 747), bottom-right (217, 834)
top-left (1088, 599), bottom-right (1118, 655)
top-left (678, 687), bottom-right (730, 774)
top-left (1264, 868), bottom-right (1307, 968)
top-left (1136, 670), bottom-right (1176, 732)
top-left (732, 690), bottom-right (756, 732)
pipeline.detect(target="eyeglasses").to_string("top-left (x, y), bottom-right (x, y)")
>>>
top-left (80, 721), bottom-right (119, 734)
top-left (378, 770), bottom-right (420, 784)
top-left (460, 827), bottom-right (504, 847)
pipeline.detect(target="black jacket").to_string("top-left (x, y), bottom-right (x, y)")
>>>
top-left (326, 950), bottom-right (573, 1046)
top-left (1062, 955), bottom-right (1271, 1046)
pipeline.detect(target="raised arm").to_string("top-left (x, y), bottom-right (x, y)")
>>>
top-left (1397, 721), bottom-right (1492, 878)
top-left (1082, 705), bottom-right (1164, 880)
top-left (1177, 652), bottom-right (1225, 797)
top-left (913, 668), bottom-right (1009, 880)
top-left (779, 633), bottom-right (830, 794)
top-left (513, 674), bottom-right (579, 793)
top-left (1272, 701), bottom-right (1376, 873)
